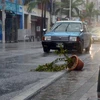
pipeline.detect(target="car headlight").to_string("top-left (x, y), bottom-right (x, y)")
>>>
top-left (45, 36), bottom-right (51, 40)
top-left (69, 37), bottom-right (77, 41)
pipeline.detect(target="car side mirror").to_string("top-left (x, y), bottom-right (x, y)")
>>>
top-left (43, 28), bottom-right (47, 32)
top-left (80, 29), bottom-right (84, 32)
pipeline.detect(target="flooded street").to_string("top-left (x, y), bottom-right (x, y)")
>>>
top-left (0, 42), bottom-right (99, 100)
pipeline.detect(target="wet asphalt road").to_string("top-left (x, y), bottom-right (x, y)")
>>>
top-left (0, 42), bottom-right (99, 100)
top-left (0, 42), bottom-right (55, 100)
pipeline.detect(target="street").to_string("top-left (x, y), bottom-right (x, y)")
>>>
top-left (0, 42), bottom-right (100, 100)
top-left (0, 0), bottom-right (100, 100)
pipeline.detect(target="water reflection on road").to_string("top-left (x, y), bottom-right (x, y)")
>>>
top-left (0, 43), bottom-right (100, 100)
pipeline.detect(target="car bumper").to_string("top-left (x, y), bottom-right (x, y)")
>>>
top-left (42, 41), bottom-right (80, 50)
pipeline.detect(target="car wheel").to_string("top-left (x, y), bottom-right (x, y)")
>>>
top-left (43, 47), bottom-right (50, 53)
top-left (77, 44), bottom-right (83, 54)
top-left (85, 46), bottom-right (90, 52)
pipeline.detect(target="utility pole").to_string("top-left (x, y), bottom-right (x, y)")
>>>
top-left (51, 0), bottom-right (56, 26)
top-left (69, 0), bottom-right (71, 20)
top-left (2, 0), bottom-right (6, 43)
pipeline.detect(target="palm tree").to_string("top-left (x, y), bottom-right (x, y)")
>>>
top-left (25, 0), bottom-right (51, 39)
top-left (71, 0), bottom-right (84, 17)
top-left (55, 0), bottom-right (84, 19)
top-left (80, 2), bottom-right (100, 25)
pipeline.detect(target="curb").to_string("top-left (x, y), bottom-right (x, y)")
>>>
top-left (11, 71), bottom-right (66, 100)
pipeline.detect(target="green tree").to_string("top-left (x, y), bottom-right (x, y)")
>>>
top-left (80, 2), bottom-right (100, 25)
top-left (71, 0), bottom-right (84, 16)
top-left (55, 0), bottom-right (84, 18)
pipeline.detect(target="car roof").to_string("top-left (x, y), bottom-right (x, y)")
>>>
top-left (56, 20), bottom-right (84, 24)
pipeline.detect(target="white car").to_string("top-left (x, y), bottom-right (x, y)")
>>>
top-left (91, 33), bottom-right (100, 43)
top-left (91, 27), bottom-right (100, 43)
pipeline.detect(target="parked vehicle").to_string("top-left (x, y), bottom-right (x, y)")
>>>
top-left (91, 33), bottom-right (100, 43)
top-left (91, 28), bottom-right (100, 43)
top-left (42, 20), bottom-right (91, 54)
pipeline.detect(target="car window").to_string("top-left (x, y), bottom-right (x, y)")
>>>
top-left (67, 23), bottom-right (82, 32)
top-left (51, 23), bottom-right (69, 32)
top-left (51, 22), bottom-right (82, 32)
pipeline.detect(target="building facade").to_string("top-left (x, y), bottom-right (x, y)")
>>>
top-left (22, 1), bottom-right (51, 41)
top-left (0, 0), bottom-right (23, 42)
top-left (0, 0), bottom-right (56, 42)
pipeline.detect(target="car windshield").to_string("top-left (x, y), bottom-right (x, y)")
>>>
top-left (51, 22), bottom-right (82, 32)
